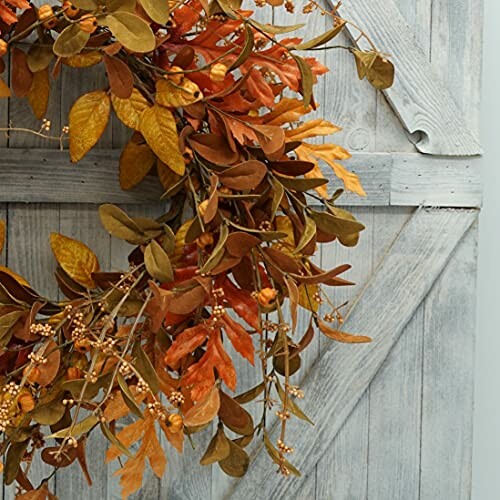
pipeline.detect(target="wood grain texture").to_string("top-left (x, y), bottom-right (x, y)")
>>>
top-left (0, 150), bottom-right (482, 207)
top-left (228, 207), bottom-right (478, 500)
top-left (336, 0), bottom-right (482, 155)
top-left (420, 225), bottom-right (477, 500)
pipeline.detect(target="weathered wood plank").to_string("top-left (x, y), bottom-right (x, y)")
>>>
top-left (336, 0), bottom-right (482, 155)
top-left (420, 225), bottom-right (477, 500)
top-left (228, 207), bottom-right (478, 500)
top-left (390, 154), bottom-right (482, 207)
top-left (0, 150), bottom-right (482, 207)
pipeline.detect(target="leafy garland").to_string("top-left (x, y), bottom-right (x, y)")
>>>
top-left (0, 0), bottom-right (393, 498)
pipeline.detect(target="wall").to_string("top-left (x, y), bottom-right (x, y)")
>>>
top-left (473, 0), bottom-right (500, 497)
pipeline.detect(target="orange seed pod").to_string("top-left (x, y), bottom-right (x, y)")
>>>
top-left (167, 413), bottom-right (183, 433)
top-left (196, 231), bottom-right (214, 250)
top-left (209, 62), bottom-right (228, 83)
top-left (18, 392), bottom-right (36, 413)
top-left (38, 4), bottom-right (58, 29)
top-left (63, 1), bottom-right (80, 19)
top-left (74, 338), bottom-right (91, 353)
top-left (0, 40), bottom-right (7, 58)
top-left (79, 15), bottom-right (98, 34)
top-left (257, 287), bottom-right (278, 307)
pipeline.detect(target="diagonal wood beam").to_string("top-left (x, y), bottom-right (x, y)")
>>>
top-left (228, 207), bottom-right (478, 500)
top-left (335, 0), bottom-right (482, 156)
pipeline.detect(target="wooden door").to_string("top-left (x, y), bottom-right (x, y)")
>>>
top-left (0, 0), bottom-right (482, 499)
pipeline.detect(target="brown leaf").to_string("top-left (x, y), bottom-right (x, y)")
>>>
top-left (200, 424), bottom-right (231, 465)
top-left (218, 390), bottom-right (254, 436)
top-left (225, 232), bottom-right (260, 258)
top-left (144, 240), bottom-right (174, 283)
top-left (219, 160), bottom-right (267, 190)
top-left (104, 54), bottom-right (134, 99)
top-left (188, 134), bottom-right (240, 165)
top-left (119, 132), bottom-right (156, 190)
top-left (50, 233), bottom-right (100, 289)
top-left (0, 220), bottom-right (5, 254)
top-left (36, 339), bottom-right (61, 386)
top-left (11, 48), bottom-right (33, 97)
top-left (69, 90), bottom-right (111, 162)
top-left (218, 440), bottom-right (249, 477)
top-left (167, 285), bottom-right (206, 315)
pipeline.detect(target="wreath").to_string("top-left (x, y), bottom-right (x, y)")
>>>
top-left (0, 1), bottom-right (393, 498)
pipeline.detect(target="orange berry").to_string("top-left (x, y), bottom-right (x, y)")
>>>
top-left (167, 413), bottom-right (183, 433)
top-left (38, 4), bottom-right (58, 30)
top-left (0, 40), bottom-right (7, 58)
top-left (63, 1), bottom-right (80, 19)
top-left (18, 392), bottom-right (36, 413)
top-left (66, 366), bottom-right (82, 380)
top-left (79, 15), bottom-right (98, 34)
top-left (257, 288), bottom-right (278, 307)
top-left (209, 62), bottom-right (228, 83)
top-left (23, 366), bottom-right (41, 384)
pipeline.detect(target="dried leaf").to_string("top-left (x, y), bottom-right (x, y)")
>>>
top-left (36, 339), bottom-right (61, 386)
top-left (139, 104), bottom-right (185, 175)
top-left (218, 440), bottom-right (249, 477)
top-left (48, 414), bottom-right (99, 439)
top-left (50, 233), bottom-right (100, 289)
top-left (219, 160), bottom-right (267, 191)
top-left (102, 11), bottom-right (156, 53)
top-left (63, 51), bottom-right (102, 68)
top-left (104, 54), bottom-right (134, 99)
top-left (112, 88), bottom-right (150, 131)
top-left (318, 319), bottom-right (371, 343)
top-left (27, 68), bottom-right (50, 120)
top-left (0, 220), bottom-right (5, 254)
top-left (119, 133), bottom-right (156, 189)
top-left (156, 77), bottom-right (203, 107)
top-left (218, 390), bottom-right (254, 435)
top-left (144, 239), bottom-right (174, 282)
top-left (183, 385), bottom-right (220, 427)
top-left (140, 0), bottom-right (169, 24)
top-left (11, 48), bottom-right (33, 97)
top-left (0, 78), bottom-right (11, 98)
top-left (200, 425), bottom-right (231, 465)
top-left (69, 90), bottom-right (111, 162)
top-left (53, 24), bottom-right (90, 58)
top-left (132, 342), bottom-right (160, 394)
top-left (98, 204), bottom-right (146, 244)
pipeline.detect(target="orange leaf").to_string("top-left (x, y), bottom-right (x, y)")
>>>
top-left (165, 324), bottom-right (208, 367)
top-left (221, 314), bottom-right (254, 365)
top-left (318, 319), bottom-right (371, 343)
top-left (119, 133), bottom-right (156, 190)
top-left (183, 385), bottom-right (220, 427)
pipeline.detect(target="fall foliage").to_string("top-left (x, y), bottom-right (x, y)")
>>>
top-left (0, 0), bottom-right (394, 498)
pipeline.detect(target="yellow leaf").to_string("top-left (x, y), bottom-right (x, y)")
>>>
top-left (298, 283), bottom-right (319, 313)
top-left (156, 77), bottom-right (203, 108)
top-left (139, 104), bottom-right (184, 175)
top-left (63, 51), bottom-right (103, 68)
top-left (28, 68), bottom-right (50, 120)
top-left (0, 266), bottom-right (30, 287)
top-left (0, 220), bottom-right (5, 254)
top-left (50, 233), bottom-right (100, 289)
top-left (69, 90), bottom-right (111, 162)
top-left (296, 143), bottom-right (366, 197)
top-left (274, 215), bottom-right (295, 249)
top-left (285, 119), bottom-right (341, 141)
top-left (112, 88), bottom-right (150, 131)
top-left (263, 97), bottom-right (310, 126)
top-left (0, 78), bottom-right (11, 98)
top-left (119, 133), bottom-right (156, 189)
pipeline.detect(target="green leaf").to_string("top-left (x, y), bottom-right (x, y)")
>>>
top-left (308, 208), bottom-right (365, 237)
top-left (117, 373), bottom-right (143, 419)
top-left (133, 342), bottom-right (160, 394)
top-left (275, 378), bottom-right (313, 425)
top-left (53, 24), bottom-right (90, 58)
top-left (200, 425), bottom-right (231, 465)
top-left (234, 382), bottom-right (265, 404)
top-left (48, 414), bottom-right (99, 439)
top-left (5, 440), bottom-right (29, 485)
top-left (32, 401), bottom-right (66, 425)
top-left (249, 20), bottom-right (305, 34)
top-left (100, 421), bottom-right (134, 458)
top-left (294, 21), bottom-right (346, 51)
top-left (199, 224), bottom-right (229, 274)
top-left (228, 24), bottom-right (254, 71)
top-left (294, 216), bottom-right (316, 254)
top-left (103, 12), bottom-right (156, 53)
top-left (140, 0), bottom-right (169, 24)
top-left (292, 54), bottom-right (314, 107)
top-left (98, 204), bottom-right (147, 244)
top-left (144, 239), bottom-right (174, 282)
top-left (263, 431), bottom-right (301, 476)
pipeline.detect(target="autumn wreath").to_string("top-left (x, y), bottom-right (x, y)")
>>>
top-left (0, 0), bottom-right (393, 498)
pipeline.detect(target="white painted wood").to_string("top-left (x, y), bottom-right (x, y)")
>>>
top-left (336, 0), bottom-right (482, 155)
top-left (420, 225), bottom-right (477, 500)
top-left (228, 207), bottom-right (478, 500)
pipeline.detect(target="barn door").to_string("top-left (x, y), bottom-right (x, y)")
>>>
top-left (0, 0), bottom-right (482, 499)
